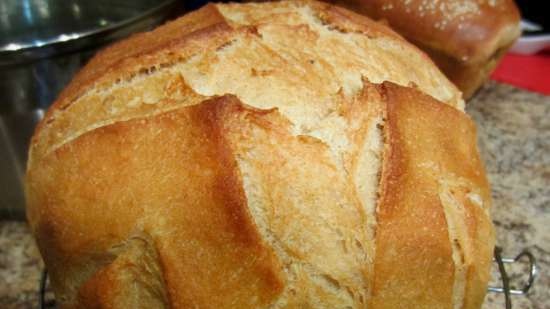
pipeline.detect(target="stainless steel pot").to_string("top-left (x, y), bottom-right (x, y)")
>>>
top-left (0, 0), bottom-right (182, 219)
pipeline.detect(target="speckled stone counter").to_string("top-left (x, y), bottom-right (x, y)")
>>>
top-left (0, 221), bottom-right (43, 309)
top-left (469, 82), bottom-right (550, 309)
top-left (1, 82), bottom-right (548, 309)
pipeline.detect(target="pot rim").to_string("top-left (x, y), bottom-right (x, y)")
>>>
top-left (0, 0), bottom-right (178, 65)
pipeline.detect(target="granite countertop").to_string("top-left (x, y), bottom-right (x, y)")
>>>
top-left (1, 82), bottom-right (549, 309)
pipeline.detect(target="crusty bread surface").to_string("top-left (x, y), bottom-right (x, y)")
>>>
top-left (26, 1), bottom-right (494, 308)
top-left (327, 0), bottom-right (521, 98)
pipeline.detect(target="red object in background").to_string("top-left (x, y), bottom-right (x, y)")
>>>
top-left (491, 52), bottom-right (550, 95)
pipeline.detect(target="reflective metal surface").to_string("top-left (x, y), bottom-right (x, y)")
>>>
top-left (1, 50), bottom-right (96, 114)
top-left (0, 0), bottom-right (181, 219)
top-left (489, 247), bottom-right (538, 309)
top-left (1, 0), bottom-right (181, 114)
top-left (0, 109), bottom-right (44, 219)
top-left (0, 0), bottom-right (178, 63)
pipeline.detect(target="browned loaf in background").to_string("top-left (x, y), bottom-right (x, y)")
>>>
top-left (328, 0), bottom-right (521, 98)
top-left (26, 1), bottom-right (495, 308)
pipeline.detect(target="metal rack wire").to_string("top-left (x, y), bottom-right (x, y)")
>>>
top-left (38, 246), bottom-right (537, 309)
top-left (490, 247), bottom-right (538, 309)
top-left (38, 270), bottom-right (55, 309)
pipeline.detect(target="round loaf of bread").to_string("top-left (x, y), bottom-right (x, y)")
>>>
top-left (26, 1), bottom-right (494, 308)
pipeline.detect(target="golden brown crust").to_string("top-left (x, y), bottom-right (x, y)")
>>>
top-left (29, 0), bottom-right (464, 166)
top-left (220, 93), bottom-right (373, 308)
top-left (332, 0), bottom-right (520, 62)
top-left (371, 82), bottom-right (494, 308)
top-left (371, 83), bottom-right (454, 309)
top-left (76, 235), bottom-right (169, 309)
top-left (26, 1), bottom-right (493, 308)
top-left (33, 5), bottom-right (241, 154)
top-left (28, 98), bottom-right (285, 308)
top-left (328, 0), bottom-right (520, 98)
top-left (420, 39), bottom-right (514, 98)
top-left (51, 4), bottom-right (227, 110)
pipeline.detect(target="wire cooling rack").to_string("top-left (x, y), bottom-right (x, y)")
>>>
top-left (38, 246), bottom-right (537, 309)
top-left (489, 247), bottom-right (538, 309)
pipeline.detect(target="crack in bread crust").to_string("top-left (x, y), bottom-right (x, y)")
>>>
top-left (26, 2), bottom-right (493, 309)
top-left (30, 0), bottom-right (462, 166)
top-left (224, 90), bottom-right (384, 308)
top-left (371, 83), bottom-right (493, 309)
